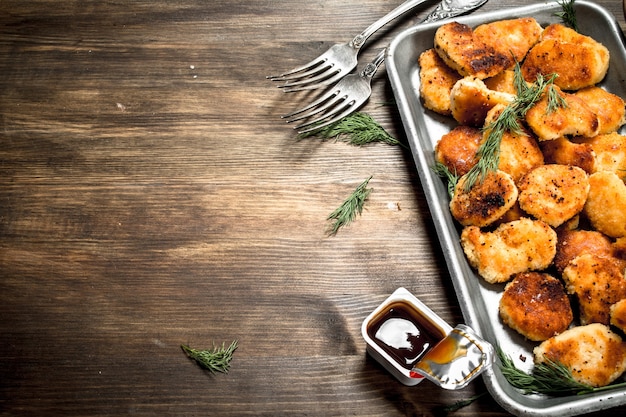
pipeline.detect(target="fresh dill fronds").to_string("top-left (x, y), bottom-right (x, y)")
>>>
top-left (497, 346), bottom-right (626, 396)
top-left (181, 340), bottom-right (238, 374)
top-left (299, 112), bottom-right (404, 147)
top-left (556, 0), bottom-right (578, 32)
top-left (462, 65), bottom-right (564, 191)
top-left (432, 162), bottom-right (459, 199)
top-left (326, 176), bottom-right (373, 236)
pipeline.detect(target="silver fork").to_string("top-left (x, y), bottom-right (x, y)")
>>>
top-left (283, 0), bottom-right (489, 133)
top-left (267, 0), bottom-right (432, 92)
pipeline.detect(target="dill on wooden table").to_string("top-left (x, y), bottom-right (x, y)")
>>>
top-left (181, 340), bottom-right (238, 374)
top-left (299, 112), bottom-right (404, 147)
top-left (326, 176), bottom-right (373, 236)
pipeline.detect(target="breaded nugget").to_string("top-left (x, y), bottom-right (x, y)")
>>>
top-left (584, 133), bottom-right (626, 181)
top-left (461, 218), bottom-right (557, 284)
top-left (562, 254), bottom-right (626, 325)
top-left (435, 125), bottom-right (481, 177)
top-left (434, 22), bottom-right (511, 80)
top-left (583, 171), bottom-right (626, 238)
top-left (474, 17), bottom-right (543, 64)
top-left (522, 25), bottom-right (610, 90)
top-left (449, 76), bottom-right (515, 126)
top-left (484, 105), bottom-right (544, 183)
top-left (534, 323), bottom-right (626, 388)
top-left (499, 272), bottom-right (573, 341)
top-left (484, 70), bottom-right (518, 95)
top-left (450, 170), bottom-right (518, 227)
top-left (418, 48), bottom-right (463, 115)
top-left (574, 87), bottom-right (626, 134)
top-left (554, 229), bottom-right (614, 274)
top-left (539, 136), bottom-right (595, 174)
top-left (611, 300), bottom-right (626, 333)
top-left (525, 86), bottom-right (600, 141)
top-left (517, 164), bottom-right (589, 228)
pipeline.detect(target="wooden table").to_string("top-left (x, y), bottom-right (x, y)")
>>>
top-left (1, 1), bottom-right (625, 415)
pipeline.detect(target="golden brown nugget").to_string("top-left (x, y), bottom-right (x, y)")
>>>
top-left (484, 70), bottom-right (517, 95)
top-left (525, 86), bottom-right (600, 141)
top-left (584, 132), bottom-right (626, 181)
top-left (611, 300), bottom-right (626, 334)
top-left (484, 105), bottom-right (544, 184)
top-left (534, 323), bottom-right (626, 388)
top-left (499, 272), bottom-right (573, 341)
top-left (450, 170), bottom-right (518, 227)
top-left (562, 253), bottom-right (626, 325)
top-left (418, 48), bottom-right (462, 115)
top-left (434, 21), bottom-right (511, 79)
top-left (517, 164), bottom-right (589, 228)
top-left (461, 218), bottom-right (557, 284)
top-left (583, 171), bottom-right (626, 238)
top-left (574, 87), bottom-right (626, 134)
top-left (522, 25), bottom-right (610, 91)
top-left (435, 125), bottom-right (481, 177)
top-left (554, 229), bottom-right (614, 274)
top-left (474, 17), bottom-right (543, 65)
top-left (540, 136), bottom-right (595, 174)
top-left (449, 76), bottom-right (515, 126)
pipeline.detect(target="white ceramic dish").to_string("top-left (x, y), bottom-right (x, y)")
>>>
top-left (386, 1), bottom-right (626, 415)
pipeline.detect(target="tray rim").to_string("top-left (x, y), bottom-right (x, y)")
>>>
top-left (386, 1), bottom-right (626, 415)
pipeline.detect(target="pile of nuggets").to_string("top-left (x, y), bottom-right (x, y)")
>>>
top-left (419, 17), bottom-right (626, 388)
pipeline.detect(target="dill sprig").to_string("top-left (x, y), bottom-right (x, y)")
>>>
top-left (556, 0), bottom-right (578, 32)
top-left (432, 162), bottom-right (459, 199)
top-left (497, 346), bottom-right (626, 396)
top-left (299, 112), bottom-right (404, 147)
top-left (462, 65), bottom-right (565, 191)
top-left (181, 340), bottom-right (238, 374)
top-left (326, 176), bottom-right (373, 236)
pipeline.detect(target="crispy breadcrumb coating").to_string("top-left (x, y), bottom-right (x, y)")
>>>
top-left (499, 272), bottom-right (573, 341)
top-left (534, 323), bottom-right (626, 388)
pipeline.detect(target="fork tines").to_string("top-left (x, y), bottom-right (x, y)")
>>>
top-left (282, 87), bottom-right (355, 133)
top-left (267, 44), bottom-right (354, 92)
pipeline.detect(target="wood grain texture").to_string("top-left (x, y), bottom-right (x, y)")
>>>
top-left (1, 1), bottom-right (625, 416)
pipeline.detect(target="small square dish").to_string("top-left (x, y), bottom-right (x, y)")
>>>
top-left (386, 1), bottom-right (626, 416)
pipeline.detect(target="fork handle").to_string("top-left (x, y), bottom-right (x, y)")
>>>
top-left (350, 0), bottom-right (431, 49)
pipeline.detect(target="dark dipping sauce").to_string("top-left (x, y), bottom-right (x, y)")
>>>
top-left (366, 301), bottom-right (446, 370)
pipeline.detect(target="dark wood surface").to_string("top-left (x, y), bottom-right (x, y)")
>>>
top-left (2, 1), bottom-right (625, 415)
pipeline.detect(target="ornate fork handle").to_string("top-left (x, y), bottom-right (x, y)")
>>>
top-left (350, 0), bottom-right (431, 49)
top-left (422, 0), bottom-right (483, 23)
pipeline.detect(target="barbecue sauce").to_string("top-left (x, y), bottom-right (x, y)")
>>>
top-left (366, 301), bottom-right (447, 370)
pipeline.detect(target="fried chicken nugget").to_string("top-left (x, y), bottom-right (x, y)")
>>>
top-left (553, 229), bottom-right (614, 274)
top-left (534, 323), bottom-right (626, 388)
top-left (474, 17), bottom-right (543, 64)
top-left (450, 170), bottom-right (518, 227)
top-left (435, 125), bottom-right (481, 177)
top-left (525, 86), bottom-right (600, 141)
top-left (418, 48), bottom-right (463, 115)
top-left (539, 136), bottom-right (595, 174)
top-left (484, 70), bottom-right (518, 95)
top-left (499, 272), bottom-right (573, 341)
top-left (434, 22), bottom-right (511, 80)
top-left (585, 133), bottom-right (626, 182)
top-left (461, 218), bottom-right (557, 284)
top-left (517, 164), bottom-right (589, 228)
top-left (562, 253), bottom-right (626, 325)
top-left (574, 87), bottom-right (626, 134)
top-left (583, 171), bottom-right (626, 238)
top-left (449, 76), bottom-right (516, 126)
top-left (611, 299), bottom-right (626, 334)
top-left (522, 24), bottom-right (610, 91)
top-left (484, 105), bottom-right (544, 184)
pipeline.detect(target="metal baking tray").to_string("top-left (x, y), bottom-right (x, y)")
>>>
top-left (386, 1), bottom-right (626, 415)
